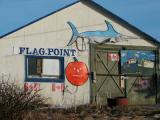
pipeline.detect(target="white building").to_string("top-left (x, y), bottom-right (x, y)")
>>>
top-left (0, 0), bottom-right (159, 106)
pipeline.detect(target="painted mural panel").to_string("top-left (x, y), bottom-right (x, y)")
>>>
top-left (121, 50), bottom-right (155, 75)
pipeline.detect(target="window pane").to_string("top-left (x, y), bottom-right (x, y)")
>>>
top-left (42, 59), bottom-right (60, 78)
top-left (36, 59), bottom-right (42, 74)
top-left (28, 58), bottom-right (37, 75)
top-left (28, 58), bottom-right (42, 76)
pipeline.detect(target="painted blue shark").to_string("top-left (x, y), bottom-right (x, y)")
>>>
top-left (67, 20), bottom-right (120, 46)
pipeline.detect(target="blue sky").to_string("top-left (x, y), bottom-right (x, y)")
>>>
top-left (0, 0), bottom-right (78, 37)
top-left (93, 0), bottom-right (160, 40)
top-left (0, 0), bottom-right (160, 41)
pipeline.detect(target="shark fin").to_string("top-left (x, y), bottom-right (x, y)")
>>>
top-left (67, 21), bottom-right (79, 46)
top-left (104, 20), bottom-right (118, 34)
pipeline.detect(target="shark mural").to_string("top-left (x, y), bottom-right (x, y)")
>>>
top-left (67, 20), bottom-right (120, 46)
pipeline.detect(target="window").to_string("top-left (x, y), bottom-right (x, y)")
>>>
top-left (25, 56), bottom-right (64, 82)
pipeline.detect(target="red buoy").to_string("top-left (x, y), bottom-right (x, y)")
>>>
top-left (65, 61), bottom-right (89, 86)
top-left (116, 97), bottom-right (128, 106)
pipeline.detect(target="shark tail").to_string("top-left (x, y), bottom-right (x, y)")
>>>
top-left (67, 21), bottom-right (79, 46)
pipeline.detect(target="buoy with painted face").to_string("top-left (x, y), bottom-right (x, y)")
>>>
top-left (65, 61), bottom-right (89, 86)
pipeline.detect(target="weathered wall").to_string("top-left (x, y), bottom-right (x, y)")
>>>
top-left (0, 55), bottom-right (24, 84)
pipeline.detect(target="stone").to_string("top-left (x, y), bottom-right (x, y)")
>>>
top-left (103, 116), bottom-right (109, 120)
top-left (111, 109), bottom-right (121, 117)
top-left (79, 111), bottom-right (88, 118)
top-left (119, 116), bottom-right (130, 120)
top-left (84, 116), bottom-right (95, 120)
top-left (153, 114), bottom-right (160, 119)
top-left (132, 116), bottom-right (146, 120)
top-left (92, 113), bottom-right (99, 118)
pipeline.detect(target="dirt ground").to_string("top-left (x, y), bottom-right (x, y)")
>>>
top-left (23, 104), bottom-right (160, 120)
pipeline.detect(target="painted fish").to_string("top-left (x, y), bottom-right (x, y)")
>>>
top-left (67, 20), bottom-right (120, 46)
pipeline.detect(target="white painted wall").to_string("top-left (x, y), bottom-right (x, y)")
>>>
top-left (0, 55), bottom-right (24, 84)
top-left (0, 2), bottom-right (156, 107)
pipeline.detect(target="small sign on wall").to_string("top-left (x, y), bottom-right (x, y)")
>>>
top-left (52, 83), bottom-right (64, 92)
top-left (108, 53), bottom-right (119, 62)
top-left (139, 80), bottom-right (150, 89)
top-left (24, 83), bottom-right (40, 91)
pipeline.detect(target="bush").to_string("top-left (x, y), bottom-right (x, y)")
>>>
top-left (0, 79), bottom-right (46, 120)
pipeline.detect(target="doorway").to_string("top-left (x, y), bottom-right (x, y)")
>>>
top-left (90, 44), bottom-right (157, 105)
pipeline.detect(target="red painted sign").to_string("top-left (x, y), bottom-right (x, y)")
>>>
top-left (52, 83), bottom-right (64, 92)
top-left (139, 80), bottom-right (150, 90)
top-left (65, 61), bottom-right (89, 86)
top-left (108, 53), bottom-right (119, 61)
top-left (24, 83), bottom-right (40, 91)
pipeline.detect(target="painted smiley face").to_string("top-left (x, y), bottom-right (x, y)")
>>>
top-left (72, 67), bottom-right (83, 77)
top-left (65, 61), bottom-right (89, 86)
